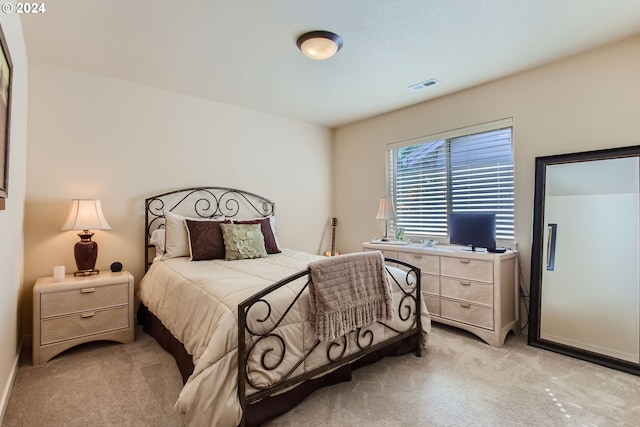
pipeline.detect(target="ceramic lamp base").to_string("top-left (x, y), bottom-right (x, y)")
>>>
top-left (74, 230), bottom-right (99, 273)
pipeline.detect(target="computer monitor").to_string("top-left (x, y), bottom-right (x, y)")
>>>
top-left (449, 212), bottom-right (496, 251)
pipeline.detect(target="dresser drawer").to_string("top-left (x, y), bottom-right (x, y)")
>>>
top-left (365, 248), bottom-right (401, 267)
top-left (441, 257), bottom-right (493, 283)
top-left (41, 283), bottom-right (129, 317)
top-left (422, 273), bottom-right (440, 295)
top-left (40, 306), bottom-right (130, 345)
top-left (380, 249), bottom-right (399, 260)
top-left (398, 252), bottom-right (439, 274)
top-left (364, 248), bottom-right (398, 258)
top-left (441, 277), bottom-right (493, 306)
top-left (423, 293), bottom-right (440, 317)
top-left (441, 298), bottom-right (493, 330)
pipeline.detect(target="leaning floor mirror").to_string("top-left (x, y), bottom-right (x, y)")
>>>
top-left (529, 145), bottom-right (640, 376)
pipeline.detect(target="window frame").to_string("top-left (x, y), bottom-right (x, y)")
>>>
top-left (386, 118), bottom-right (515, 246)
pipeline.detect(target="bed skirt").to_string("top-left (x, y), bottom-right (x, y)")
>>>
top-left (137, 303), bottom-right (418, 426)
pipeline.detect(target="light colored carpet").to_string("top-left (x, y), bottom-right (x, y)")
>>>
top-left (3, 324), bottom-right (639, 426)
top-left (267, 326), bottom-right (640, 427)
top-left (2, 326), bottom-right (185, 427)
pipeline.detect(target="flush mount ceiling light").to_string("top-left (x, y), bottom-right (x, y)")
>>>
top-left (296, 31), bottom-right (343, 60)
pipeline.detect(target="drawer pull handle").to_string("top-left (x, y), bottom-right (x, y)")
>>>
top-left (459, 259), bottom-right (471, 264)
top-left (459, 303), bottom-right (471, 308)
top-left (460, 281), bottom-right (471, 286)
top-left (413, 254), bottom-right (422, 259)
top-left (80, 311), bottom-right (95, 318)
top-left (81, 288), bottom-right (96, 293)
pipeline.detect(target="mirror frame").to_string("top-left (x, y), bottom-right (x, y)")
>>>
top-left (529, 145), bottom-right (640, 376)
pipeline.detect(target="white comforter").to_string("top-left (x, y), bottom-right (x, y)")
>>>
top-left (137, 248), bottom-right (430, 427)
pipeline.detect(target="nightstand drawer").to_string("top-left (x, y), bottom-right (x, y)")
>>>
top-left (41, 283), bottom-right (129, 317)
top-left (441, 298), bottom-right (493, 330)
top-left (441, 277), bottom-right (493, 306)
top-left (441, 257), bottom-right (493, 283)
top-left (40, 306), bottom-right (130, 345)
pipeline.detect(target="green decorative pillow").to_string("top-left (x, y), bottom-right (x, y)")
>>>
top-left (220, 223), bottom-right (268, 261)
top-left (234, 217), bottom-right (281, 254)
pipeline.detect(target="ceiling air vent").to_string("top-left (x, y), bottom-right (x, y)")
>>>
top-left (408, 79), bottom-right (439, 92)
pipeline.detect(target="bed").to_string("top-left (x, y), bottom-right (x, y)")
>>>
top-left (136, 187), bottom-right (431, 426)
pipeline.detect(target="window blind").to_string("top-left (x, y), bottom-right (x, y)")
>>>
top-left (387, 125), bottom-right (514, 241)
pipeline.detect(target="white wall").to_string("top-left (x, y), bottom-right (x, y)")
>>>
top-left (333, 34), bottom-right (640, 330)
top-left (0, 13), bottom-right (27, 420)
top-left (23, 63), bottom-right (333, 332)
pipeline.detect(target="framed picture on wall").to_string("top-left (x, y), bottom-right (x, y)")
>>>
top-left (0, 23), bottom-right (12, 200)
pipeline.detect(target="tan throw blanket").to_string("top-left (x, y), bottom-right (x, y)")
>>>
top-left (308, 251), bottom-right (394, 342)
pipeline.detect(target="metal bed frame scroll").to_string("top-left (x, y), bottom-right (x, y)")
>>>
top-left (144, 187), bottom-right (274, 271)
top-left (143, 187), bottom-right (423, 426)
top-left (237, 258), bottom-right (422, 427)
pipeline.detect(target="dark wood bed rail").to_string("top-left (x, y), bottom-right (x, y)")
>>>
top-left (237, 257), bottom-right (422, 427)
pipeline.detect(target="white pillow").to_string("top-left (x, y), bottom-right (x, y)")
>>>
top-left (268, 216), bottom-right (283, 251)
top-left (150, 229), bottom-right (165, 256)
top-left (164, 210), bottom-right (190, 258)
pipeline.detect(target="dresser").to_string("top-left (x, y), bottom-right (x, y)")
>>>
top-left (363, 242), bottom-right (518, 347)
top-left (32, 270), bottom-right (134, 364)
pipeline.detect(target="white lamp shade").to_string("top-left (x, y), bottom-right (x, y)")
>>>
top-left (376, 197), bottom-right (396, 220)
top-left (61, 199), bottom-right (111, 231)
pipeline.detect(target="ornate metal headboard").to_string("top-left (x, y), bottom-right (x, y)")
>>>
top-left (144, 187), bottom-right (275, 271)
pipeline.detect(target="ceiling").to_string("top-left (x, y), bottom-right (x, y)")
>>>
top-left (20, 0), bottom-right (640, 128)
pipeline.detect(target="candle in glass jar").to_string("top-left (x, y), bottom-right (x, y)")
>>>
top-left (53, 266), bottom-right (65, 282)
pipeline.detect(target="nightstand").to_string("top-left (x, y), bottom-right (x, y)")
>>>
top-left (32, 270), bottom-right (134, 364)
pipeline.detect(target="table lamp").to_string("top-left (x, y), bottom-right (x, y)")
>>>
top-left (376, 196), bottom-right (396, 241)
top-left (61, 199), bottom-right (111, 276)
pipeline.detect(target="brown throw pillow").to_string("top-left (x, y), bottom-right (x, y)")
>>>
top-left (185, 219), bottom-right (227, 261)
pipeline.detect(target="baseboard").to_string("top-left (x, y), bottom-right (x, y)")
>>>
top-left (0, 335), bottom-right (24, 423)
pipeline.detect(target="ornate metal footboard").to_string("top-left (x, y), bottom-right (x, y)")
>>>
top-left (237, 258), bottom-right (422, 427)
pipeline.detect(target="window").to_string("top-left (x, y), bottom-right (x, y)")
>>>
top-left (387, 120), bottom-right (514, 242)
